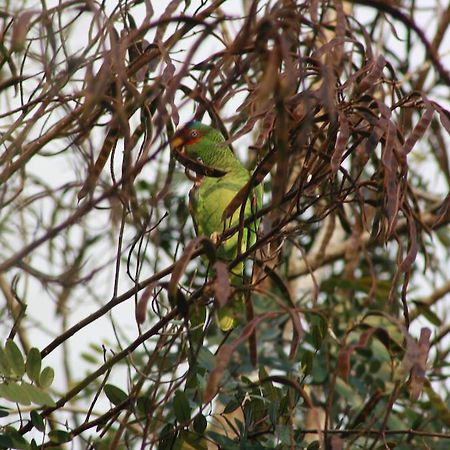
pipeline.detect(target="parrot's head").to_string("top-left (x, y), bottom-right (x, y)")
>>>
top-left (170, 121), bottom-right (225, 161)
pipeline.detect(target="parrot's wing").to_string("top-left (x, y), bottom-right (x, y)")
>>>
top-left (189, 184), bottom-right (200, 236)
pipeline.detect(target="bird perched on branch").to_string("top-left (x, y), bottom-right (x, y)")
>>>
top-left (171, 121), bottom-right (262, 330)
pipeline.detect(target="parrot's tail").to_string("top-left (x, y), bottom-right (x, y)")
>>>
top-left (216, 263), bottom-right (246, 331)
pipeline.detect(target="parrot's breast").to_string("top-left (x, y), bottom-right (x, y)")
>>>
top-left (191, 172), bottom-right (252, 259)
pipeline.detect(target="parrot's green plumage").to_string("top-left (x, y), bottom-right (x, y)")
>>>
top-left (171, 121), bottom-right (262, 330)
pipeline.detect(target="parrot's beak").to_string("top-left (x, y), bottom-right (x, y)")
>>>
top-left (170, 134), bottom-right (186, 152)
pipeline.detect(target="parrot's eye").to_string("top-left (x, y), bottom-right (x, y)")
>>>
top-left (190, 129), bottom-right (199, 138)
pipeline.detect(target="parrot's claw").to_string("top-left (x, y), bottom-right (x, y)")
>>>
top-left (210, 231), bottom-right (220, 245)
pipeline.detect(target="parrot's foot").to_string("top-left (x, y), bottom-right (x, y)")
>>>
top-left (216, 308), bottom-right (237, 331)
top-left (210, 231), bottom-right (220, 245)
top-left (215, 295), bottom-right (246, 332)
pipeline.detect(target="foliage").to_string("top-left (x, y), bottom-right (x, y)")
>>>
top-left (1, 0), bottom-right (450, 449)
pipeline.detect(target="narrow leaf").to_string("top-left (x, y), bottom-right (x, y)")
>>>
top-left (77, 126), bottom-right (119, 200)
top-left (403, 103), bottom-right (434, 155)
top-left (11, 11), bottom-right (35, 52)
top-left (331, 111), bottom-right (349, 173)
top-left (135, 283), bottom-right (155, 324)
top-left (287, 309), bottom-right (305, 359)
top-left (381, 120), bottom-right (400, 236)
top-left (213, 261), bottom-right (231, 308)
top-left (399, 214), bottom-right (418, 272)
top-left (358, 55), bottom-right (385, 93)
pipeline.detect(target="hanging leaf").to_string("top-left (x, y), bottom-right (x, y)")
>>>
top-left (135, 283), bottom-right (155, 324)
top-left (213, 261), bottom-right (231, 308)
top-left (331, 110), bottom-right (349, 173)
top-left (402, 102), bottom-right (434, 156)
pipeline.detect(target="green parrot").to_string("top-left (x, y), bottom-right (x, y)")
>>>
top-left (171, 121), bottom-right (262, 330)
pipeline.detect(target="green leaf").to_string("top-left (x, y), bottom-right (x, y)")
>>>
top-left (38, 367), bottom-right (54, 389)
top-left (21, 382), bottom-right (55, 406)
top-left (205, 431), bottom-right (239, 449)
top-left (158, 423), bottom-right (176, 450)
top-left (5, 340), bottom-right (25, 378)
top-left (363, 315), bottom-right (403, 348)
top-left (0, 405), bottom-right (9, 418)
top-left (104, 384), bottom-right (128, 406)
top-left (223, 395), bottom-right (243, 414)
top-left (48, 430), bottom-right (71, 444)
top-left (0, 347), bottom-right (12, 377)
top-left (2, 427), bottom-right (30, 450)
top-left (173, 390), bottom-right (191, 423)
top-left (425, 383), bottom-right (450, 427)
top-left (311, 324), bottom-right (324, 350)
top-left (412, 301), bottom-right (442, 326)
top-left (259, 367), bottom-right (279, 401)
top-left (334, 378), bottom-right (362, 408)
top-left (25, 348), bottom-right (41, 384)
top-left (307, 441), bottom-right (320, 450)
top-left (197, 347), bottom-right (214, 371)
top-left (193, 414), bottom-right (207, 434)
top-left (173, 431), bottom-right (208, 450)
top-left (80, 353), bottom-right (98, 364)
top-left (127, 13), bottom-right (137, 30)
top-left (136, 396), bottom-right (152, 415)
top-left (301, 350), bottom-right (314, 376)
top-left (0, 382), bottom-right (31, 405)
top-left (30, 410), bottom-right (45, 432)
top-left (0, 435), bottom-right (13, 448)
